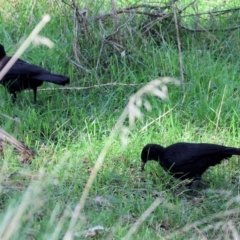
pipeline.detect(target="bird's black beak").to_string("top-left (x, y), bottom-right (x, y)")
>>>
top-left (141, 162), bottom-right (145, 172)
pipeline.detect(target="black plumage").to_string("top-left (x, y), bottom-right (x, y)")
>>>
top-left (141, 142), bottom-right (240, 185)
top-left (0, 44), bottom-right (70, 102)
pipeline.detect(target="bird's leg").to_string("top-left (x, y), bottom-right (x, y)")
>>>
top-left (141, 162), bottom-right (146, 171)
top-left (188, 174), bottom-right (202, 192)
top-left (33, 87), bottom-right (37, 103)
top-left (191, 177), bottom-right (201, 190)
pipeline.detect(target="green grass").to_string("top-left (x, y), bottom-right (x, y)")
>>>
top-left (1, 0), bottom-right (240, 239)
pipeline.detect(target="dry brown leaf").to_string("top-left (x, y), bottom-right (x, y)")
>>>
top-left (94, 196), bottom-right (112, 208)
top-left (85, 226), bottom-right (104, 237)
top-left (74, 226), bottom-right (105, 238)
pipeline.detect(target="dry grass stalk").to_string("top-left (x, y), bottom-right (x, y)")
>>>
top-left (63, 77), bottom-right (180, 240)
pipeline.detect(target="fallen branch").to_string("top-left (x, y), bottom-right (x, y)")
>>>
top-left (0, 128), bottom-right (35, 163)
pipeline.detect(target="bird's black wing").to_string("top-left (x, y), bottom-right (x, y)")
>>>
top-left (1, 57), bottom-right (50, 76)
top-left (165, 143), bottom-right (239, 165)
top-left (1, 57), bottom-right (69, 85)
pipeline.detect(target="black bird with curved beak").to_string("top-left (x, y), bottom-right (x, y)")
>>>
top-left (0, 44), bottom-right (70, 102)
top-left (141, 142), bottom-right (240, 187)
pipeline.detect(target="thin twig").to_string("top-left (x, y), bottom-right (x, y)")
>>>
top-left (122, 181), bottom-right (183, 240)
top-left (172, 1), bottom-right (185, 91)
top-left (163, 207), bottom-right (240, 239)
top-left (194, 226), bottom-right (208, 240)
top-left (37, 83), bottom-right (143, 92)
top-left (180, 24), bottom-right (240, 32)
top-left (49, 118), bottom-right (72, 139)
top-left (95, 4), bottom-right (172, 21)
top-left (181, 6), bottom-right (240, 18)
top-left (215, 85), bottom-right (226, 131)
top-left (69, 59), bottom-right (91, 73)
top-left (122, 197), bottom-right (164, 240)
top-left (0, 114), bottom-right (20, 122)
top-left (139, 103), bottom-right (179, 132)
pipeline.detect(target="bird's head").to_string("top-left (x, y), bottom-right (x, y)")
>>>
top-left (141, 144), bottom-right (164, 171)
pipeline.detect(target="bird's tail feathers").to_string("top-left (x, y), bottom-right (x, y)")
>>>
top-left (34, 74), bottom-right (70, 85)
top-left (227, 147), bottom-right (240, 155)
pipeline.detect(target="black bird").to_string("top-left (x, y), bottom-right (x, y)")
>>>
top-left (0, 44), bottom-right (70, 102)
top-left (141, 142), bottom-right (240, 186)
